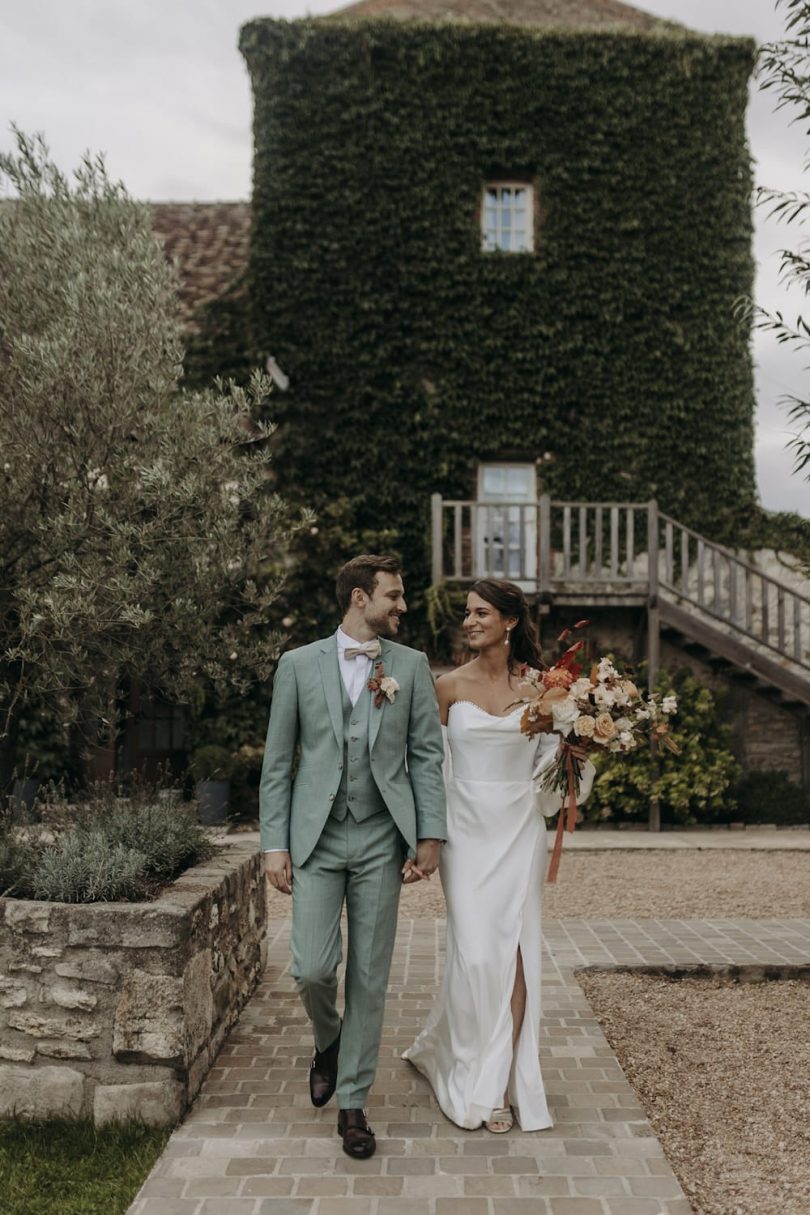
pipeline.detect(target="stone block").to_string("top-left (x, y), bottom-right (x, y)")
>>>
top-left (67, 905), bottom-right (187, 949)
top-left (55, 957), bottom-right (118, 985)
top-left (0, 976), bottom-right (29, 1008)
top-left (113, 970), bottom-right (184, 1064)
top-left (8, 962), bottom-right (42, 974)
top-left (183, 949), bottom-right (214, 1061)
top-left (7, 1010), bottom-right (100, 1040)
top-left (0, 1043), bottom-right (35, 1063)
top-left (93, 1079), bottom-right (185, 1127)
top-left (4, 902), bottom-right (50, 934)
top-left (36, 1039), bottom-right (93, 1060)
top-left (31, 945), bottom-right (62, 958)
top-left (0, 1064), bottom-right (84, 1118)
top-left (41, 983), bottom-right (98, 1012)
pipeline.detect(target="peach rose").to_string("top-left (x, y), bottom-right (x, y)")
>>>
top-left (593, 712), bottom-right (618, 744)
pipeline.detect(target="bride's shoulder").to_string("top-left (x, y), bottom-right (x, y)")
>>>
top-left (435, 666), bottom-right (472, 710)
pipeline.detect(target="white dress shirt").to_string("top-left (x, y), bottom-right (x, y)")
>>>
top-left (264, 628), bottom-right (378, 852)
top-left (336, 625), bottom-right (377, 706)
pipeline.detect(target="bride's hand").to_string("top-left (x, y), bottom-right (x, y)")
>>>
top-left (401, 859), bottom-right (425, 883)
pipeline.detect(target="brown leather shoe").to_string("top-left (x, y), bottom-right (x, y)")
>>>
top-left (337, 1108), bottom-right (376, 1159)
top-left (309, 1026), bottom-right (341, 1108)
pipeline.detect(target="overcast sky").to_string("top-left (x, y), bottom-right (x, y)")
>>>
top-left (1, 0), bottom-right (808, 519)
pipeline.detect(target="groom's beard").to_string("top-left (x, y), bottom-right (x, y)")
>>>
top-left (367, 609), bottom-right (403, 639)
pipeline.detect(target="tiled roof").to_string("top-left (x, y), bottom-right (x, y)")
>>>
top-left (150, 202), bottom-right (251, 332)
top-left (327, 0), bottom-right (677, 30)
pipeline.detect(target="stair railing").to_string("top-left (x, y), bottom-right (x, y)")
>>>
top-left (657, 512), bottom-right (810, 674)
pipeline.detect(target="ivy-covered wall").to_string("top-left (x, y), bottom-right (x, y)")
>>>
top-left (238, 17), bottom-right (757, 632)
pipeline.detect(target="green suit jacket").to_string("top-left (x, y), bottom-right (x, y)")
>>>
top-left (259, 634), bottom-right (446, 866)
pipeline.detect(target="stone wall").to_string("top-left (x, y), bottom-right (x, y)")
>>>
top-left (0, 843), bottom-right (266, 1125)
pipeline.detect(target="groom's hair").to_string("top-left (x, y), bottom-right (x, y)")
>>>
top-left (336, 554), bottom-right (402, 614)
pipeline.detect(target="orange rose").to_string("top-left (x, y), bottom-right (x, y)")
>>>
top-left (543, 668), bottom-right (574, 691)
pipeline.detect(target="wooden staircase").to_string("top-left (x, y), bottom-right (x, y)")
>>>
top-left (430, 495), bottom-right (810, 709)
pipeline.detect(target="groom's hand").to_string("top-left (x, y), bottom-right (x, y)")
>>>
top-left (401, 838), bottom-right (442, 883)
top-left (265, 850), bottom-right (293, 895)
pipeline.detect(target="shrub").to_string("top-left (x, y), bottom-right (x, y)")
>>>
top-left (0, 784), bottom-right (215, 903)
top-left (189, 745), bottom-right (237, 782)
top-left (728, 770), bottom-right (810, 826)
top-left (586, 666), bottom-right (741, 826)
top-left (25, 832), bottom-right (149, 903)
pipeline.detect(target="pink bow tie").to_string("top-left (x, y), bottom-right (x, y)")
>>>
top-left (344, 640), bottom-right (381, 660)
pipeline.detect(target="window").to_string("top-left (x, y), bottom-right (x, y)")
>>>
top-left (482, 183), bottom-right (534, 253)
top-left (475, 463), bottom-right (538, 582)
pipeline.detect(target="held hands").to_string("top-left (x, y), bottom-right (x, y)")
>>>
top-left (265, 850), bottom-right (293, 895)
top-left (401, 838), bottom-right (442, 884)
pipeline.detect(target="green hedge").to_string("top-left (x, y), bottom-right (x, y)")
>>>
top-left (235, 18), bottom-right (757, 640)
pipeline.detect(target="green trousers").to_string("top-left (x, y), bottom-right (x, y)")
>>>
top-left (290, 807), bottom-right (405, 1108)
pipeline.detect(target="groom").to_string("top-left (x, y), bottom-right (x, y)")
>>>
top-left (261, 554), bottom-right (446, 1158)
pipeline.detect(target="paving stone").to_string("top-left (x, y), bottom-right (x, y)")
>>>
top-left (136, 1202), bottom-right (200, 1215)
top-left (241, 1179), bottom-right (296, 1197)
top-left (197, 1202), bottom-right (257, 1214)
top-left (436, 1199), bottom-right (488, 1214)
top-left (317, 1201), bottom-right (373, 1215)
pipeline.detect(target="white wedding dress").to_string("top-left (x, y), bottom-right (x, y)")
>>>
top-left (403, 699), bottom-right (593, 1132)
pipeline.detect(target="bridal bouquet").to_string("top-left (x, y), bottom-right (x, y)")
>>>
top-left (513, 621), bottom-right (679, 882)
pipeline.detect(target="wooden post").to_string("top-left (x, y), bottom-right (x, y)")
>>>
top-left (430, 494), bottom-right (443, 587)
top-left (647, 500), bottom-right (661, 832)
top-left (539, 494), bottom-right (551, 596)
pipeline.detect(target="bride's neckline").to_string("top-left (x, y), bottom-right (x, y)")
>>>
top-left (449, 699), bottom-right (524, 720)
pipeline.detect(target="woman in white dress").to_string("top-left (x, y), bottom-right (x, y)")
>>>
top-left (403, 579), bottom-right (593, 1134)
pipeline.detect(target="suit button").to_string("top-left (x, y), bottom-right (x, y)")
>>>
top-left (337, 762), bottom-right (343, 769)
top-left (329, 794), bottom-right (335, 801)
top-left (350, 736), bottom-right (358, 742)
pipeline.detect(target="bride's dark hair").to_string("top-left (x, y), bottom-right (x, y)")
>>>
top-left (469, 579), bottom-right (542, 670)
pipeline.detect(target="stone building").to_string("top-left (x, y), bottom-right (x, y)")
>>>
top-left (141, 0), bottom-right (810, 799)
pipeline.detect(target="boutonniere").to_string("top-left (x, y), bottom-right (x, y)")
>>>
top-left (368, 661), bottom-right (399, 708)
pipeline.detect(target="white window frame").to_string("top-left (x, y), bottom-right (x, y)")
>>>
top-left (481, 182), bottom-right (535, 254)
top-left (474, 463), bottom-right (538, 585)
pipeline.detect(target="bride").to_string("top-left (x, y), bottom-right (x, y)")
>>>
top-left (403, 578), bottom-right (593, 1133)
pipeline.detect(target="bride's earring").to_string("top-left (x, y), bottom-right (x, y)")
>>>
top-left (504, 628), bottom-right (511, 647)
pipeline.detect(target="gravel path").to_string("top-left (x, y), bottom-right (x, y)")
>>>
top-left (265, 849), bottom-right (810, 918)
top-left (578, 970), bottom-right (810, 1215)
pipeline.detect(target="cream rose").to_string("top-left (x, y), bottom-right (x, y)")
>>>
top-left (573, 714), bottom-right (595, 739)
top-left (550, 694), bottom-right (579, 736)
top-left (379, 676), bottom-right (399, 703)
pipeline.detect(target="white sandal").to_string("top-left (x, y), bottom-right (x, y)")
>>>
top-left (484, 1105), bottom-right (514, 1134)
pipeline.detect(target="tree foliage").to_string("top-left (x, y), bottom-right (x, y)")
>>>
top-left (749, 0), bottom-right (810, 478)
top-left (0, 130), bottom-right (307, 789)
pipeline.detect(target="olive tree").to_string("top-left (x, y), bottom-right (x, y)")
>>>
top-left (0, 130), bottom-right (308, 792)
top-left (754, 0), bottom-right (810, 478)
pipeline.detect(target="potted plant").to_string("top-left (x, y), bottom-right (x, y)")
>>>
top-left (189, 745), bottom-right (237, 826)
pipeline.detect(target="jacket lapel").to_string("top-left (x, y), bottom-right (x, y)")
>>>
top-left (368, 639), bottom-right (395, 753)
top-left (318, 636), bottom-right (343, 751)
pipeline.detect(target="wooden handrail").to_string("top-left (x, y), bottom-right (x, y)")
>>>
top-left (430, 496), bottom-right (810, 676)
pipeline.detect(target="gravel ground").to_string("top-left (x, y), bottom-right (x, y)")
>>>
top-left (265, 849), bottom-right (810, 919)
top-left (578, 970), bottom-right (810, 1215)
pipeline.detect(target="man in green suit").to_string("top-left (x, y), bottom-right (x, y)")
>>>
top-left (261, 554), bottom-right (446, 1158)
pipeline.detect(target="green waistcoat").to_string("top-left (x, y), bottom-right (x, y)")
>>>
top-left (331, 677), bottom-right (389, 823)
